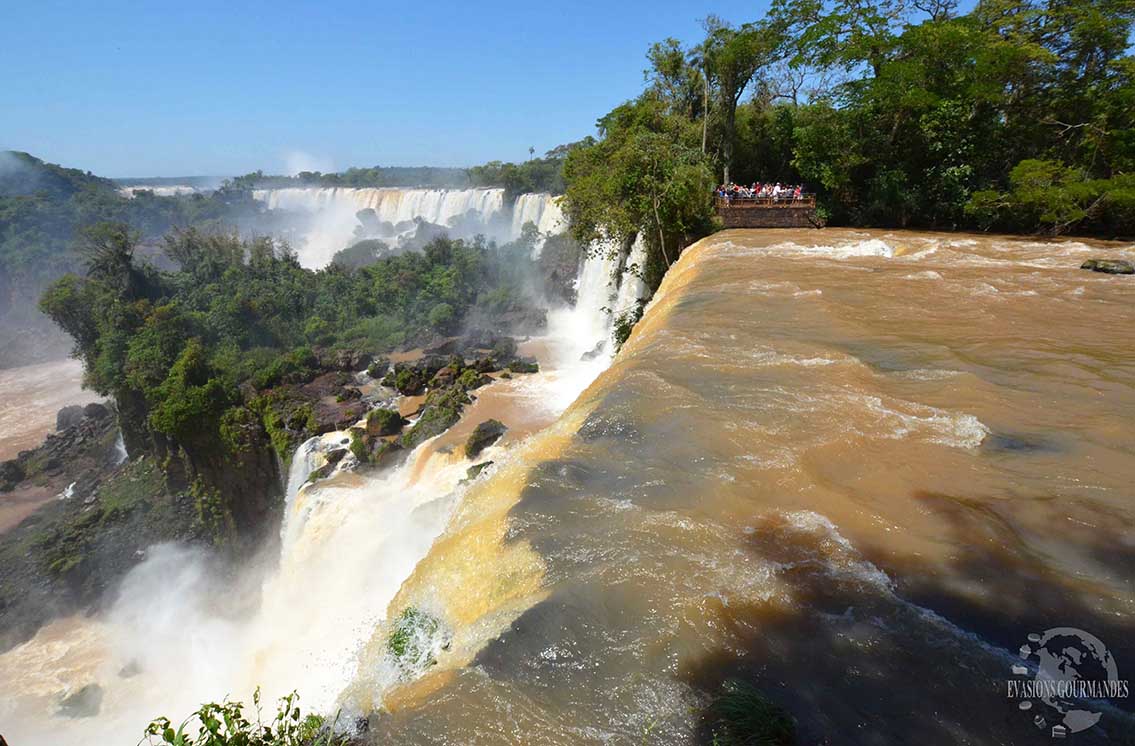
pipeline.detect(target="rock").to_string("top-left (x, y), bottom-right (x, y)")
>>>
top-left (367, 358), bottom-right (390, 379)
top-left (466, 461), bottom-right (494, 480)
top-left (1081, 259), bottom-right (1134, 275)
top-left (311, 399), bottom-right (368, 434)
top-left (382, 364), bottom-right (427, 396)
top-left (325, 348), bottom-right (373, 371)
top-left (366, 408), bottom-right (406, 437)
top-left (82, 402), bottom-right (110, 420)
top-left (324, 447), bottom-right (347, 465)
top-left (336, 387), bottom-right (362, 402)
top-left (118, 660), bottom-right (142, 678)
top-left (371, 440), bottom-right (406, 470)
top-left (581, 341), bottom-right (607, 361)
top-left (401, 386), bottom-right (470, 450)
top-left (56, 405), bottom-right (85, 431)
top-left (465, 419), bottom-right (507, 459)
top-left (491, 337), bottom-right (518, 360)
top-left (430, 365), bottom-right (460, 388)
top-left (507, 358), bottom-right (539, 374)
top-left (58, 683), bottom-right (103, 719)
top-left (0, 460), bottom-right (25, 492)
top-left (307, 462), bottom-right (336, 483)
top-left (457, 368), bottom-right (492, 391)
top-left (424, 338), bottom-right (461, 356)
top-left (470, 357), bottom-right (498, 373)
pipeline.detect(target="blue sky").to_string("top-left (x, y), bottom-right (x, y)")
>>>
top-left (2, 1), bottom-right (757, 177)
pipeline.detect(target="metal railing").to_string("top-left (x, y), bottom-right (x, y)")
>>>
top-left (715, 195), bottom-right (816, 209)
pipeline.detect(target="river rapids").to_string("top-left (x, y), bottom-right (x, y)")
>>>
top-left (2, 229), bottom-right (1134, 744)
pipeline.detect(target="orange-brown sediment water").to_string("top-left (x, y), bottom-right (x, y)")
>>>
top-left (365, 230), bottom-right (1135, 743)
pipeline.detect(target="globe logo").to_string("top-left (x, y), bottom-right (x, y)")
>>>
top-left (1007, 627), bottom-right (1129, 737)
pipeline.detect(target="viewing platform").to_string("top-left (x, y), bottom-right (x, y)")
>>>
top-left (715, 195), bottom-right (822, 229)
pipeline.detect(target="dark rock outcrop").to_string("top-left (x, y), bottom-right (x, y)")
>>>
top-left (401, 387), bottom-right (470, 450)
top-left (366, 408), bottom-right (406, 437)
top-left (465, 419), bottom-right (507, 459)
top-left (0, 460), bottom-right (25, 492)
top-left (466, 461), bottom-right (494, 480)
top-left (56, 405), bottom-right (86, 431)
top-left (1081, 259), bottom-right (1134, 275)
top-left (507, 357), bottom-right (540, 374)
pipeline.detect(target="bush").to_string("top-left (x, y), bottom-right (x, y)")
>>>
top-left (427, 302), bottom-right (455, 331)
top-left (144, 688), bottom-right (348, 746)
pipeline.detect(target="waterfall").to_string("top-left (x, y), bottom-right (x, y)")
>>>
top-left (612, 234), bottom-right (648, 320)
top-left (509, 193), bottom-right (565, 255)
top-left (252, 187), bottom-right (509, 267)
top-left (252, 188), bottom-right (576, 268)
top-left (113, 432), bottom-right (129, 465)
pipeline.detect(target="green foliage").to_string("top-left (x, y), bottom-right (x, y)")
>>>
top-left (562, 95), bottom-right (716, 275)
top-left (465, 144), bottom-right (583, 200)
top-left (30, 459), bottom-right (169, 580)
top-left (613, 302), bottom-right (646, 350)
top-left (190, 477), bottom-right (234, 545)
top-left (566, 0), bottom-right (1135, 237)
top-left (365, 408), bottom-right (404, 437)
top-left (401, 386), bottom-right (469, 449)
top-left (144, 688), bottom-right (348, 746)
top-left (427, 302), bottom-right (455, 331)
top-left (349, 428), bottom-right (368, 464)
top-left (386, 607), bottom-right (443, 666)
top-left (967, 160), bottom-right (1135, 234)
top-left (708, 680), bottom-right (796, 746)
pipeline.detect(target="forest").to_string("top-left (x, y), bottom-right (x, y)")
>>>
top-left (559, 0), bottom-right (1135, 281)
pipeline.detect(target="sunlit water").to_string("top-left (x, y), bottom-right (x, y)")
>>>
top-left (0, 245), bottom-right (634, 744)
top-left (5, 230), bottom-right (1134, 744)
top-left (363, 230), bottom-right (1135, 744)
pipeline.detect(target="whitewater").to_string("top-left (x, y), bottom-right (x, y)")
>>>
top-left (0, 192), bottom-right (641, 744)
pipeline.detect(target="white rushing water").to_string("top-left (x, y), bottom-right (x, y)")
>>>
top-left (251, 188), bottom-right (571, 268)
top-left (0, 221), bottom-right (647, 744)
top-left (252, 187), bottom-right (510, 267)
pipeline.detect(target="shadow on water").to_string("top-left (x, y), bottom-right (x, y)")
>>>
top-left (464, 450), bottom-right (1135, 745)
top-left (682, 515), bottom-right (1135, 745)
top-left (857, 491), bottom-right (1135, 693)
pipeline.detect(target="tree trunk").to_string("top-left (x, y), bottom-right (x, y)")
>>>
top-left (652, 194), bottom-right (671, 267)
top-left (701, 72), bottom-right (709, 155)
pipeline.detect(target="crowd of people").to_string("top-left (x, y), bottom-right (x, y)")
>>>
top-left (715, 182), bottom-right (808, 203)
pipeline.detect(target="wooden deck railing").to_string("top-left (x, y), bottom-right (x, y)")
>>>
top-left (715, 195), bottom-right (816, 209)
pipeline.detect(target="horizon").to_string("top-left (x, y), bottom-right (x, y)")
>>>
top-left (2, 0), bottom-right (755, 178)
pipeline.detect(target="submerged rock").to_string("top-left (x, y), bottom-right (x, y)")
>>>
top-left (1081, 258), bottom-right (1134, 275)
top-left (465, 419), bottom-right (507, 459)
top-left (371, 439), bottom-right (406, 469)
top-left (58, 683), bottom-right (103, 719)
top-left (466, 461), bottom-right (494, 480)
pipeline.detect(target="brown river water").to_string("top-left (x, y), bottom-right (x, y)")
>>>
top-left (364, 229), bottom-right (1135, 744)
top-left (2, 230), bottom-right (1134, 744)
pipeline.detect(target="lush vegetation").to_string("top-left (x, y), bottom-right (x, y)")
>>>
top-left (38, 222), bottom-right (544, 541)
top-left (228, 144), bottom-right (584, 201)
top-left (144, 689), bottom-right (348, 746)
top-left (561, 0), bottom-right (1135, 284)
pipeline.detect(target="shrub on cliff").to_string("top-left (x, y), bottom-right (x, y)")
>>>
top-left (143, 689), bottom-right (348, 746)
